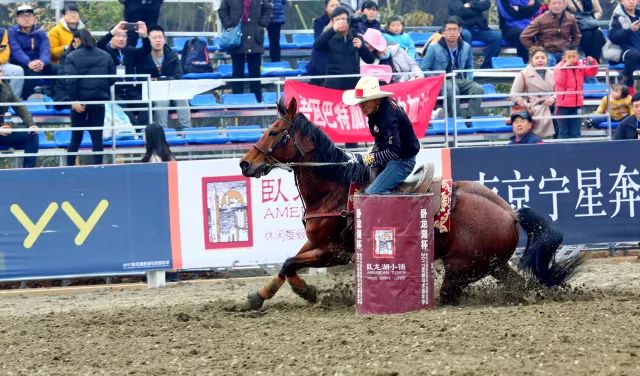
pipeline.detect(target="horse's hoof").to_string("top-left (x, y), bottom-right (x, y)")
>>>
top-left (292, 284), bottom-right (318, 304)
top-left (245, 291), bottom-right (265, 310)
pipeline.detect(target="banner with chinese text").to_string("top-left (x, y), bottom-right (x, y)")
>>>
top-left (283, 76), bottom-right (445, 143)
top-left (450, 141), bottom-right (640, 244)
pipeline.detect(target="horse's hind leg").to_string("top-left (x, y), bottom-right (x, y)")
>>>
top-left (490, 262), bottom-right (526, 289)
top-left (440, 271), bottom-right (472, 305)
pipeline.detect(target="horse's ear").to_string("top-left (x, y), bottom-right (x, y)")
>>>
top-left (286, 97), bottom-right (297, 119)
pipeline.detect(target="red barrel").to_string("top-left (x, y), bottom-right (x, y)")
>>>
top-left (354, 194), bottom-right (435, 314)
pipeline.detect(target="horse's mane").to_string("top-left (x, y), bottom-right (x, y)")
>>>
top-left (278, 99), bottom-right (370, 185)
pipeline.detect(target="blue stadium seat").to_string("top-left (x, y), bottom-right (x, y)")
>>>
top-left (164, 128), bottom-right (188, 146)
top-left (189, 94), bottom-right (219, 107)
top-left (25, 97), bottom-right (56, 115)
top-left (292, 34), bottom-right (314, 48)
top-left (104, 137), bottom-right (145, 147)
top-left (217, 63), bottom-right (248, 78)
top-left (471, 40), bottom-right (486, 48)
top-left (208, 37), bottom-right (221, 52)
top-left (56, 108), bottom-right (72, 115)
top-left (583, 83), bottom-right (608, 99)
top-left (595, 121), bottom-right (620, 129)
top-left (54, 130), bottom-right (93, 148)
top-left (262, 91), bottom-right (280, 104)
top-left (221, 93), bottom-right (258, 106)
top-left (172, 36), bottom-right (207, 52)
top-left (408, 32), bottom-right (432, 46)
top-left (38, 132), bottom-right (57, 149)
top-left (426, 118), bottom-right (475, 136)
top-left (608, 61), bottom-right (625, 69)
top-left (261, 61), bottom-right (300, 77)
top-left (182, 72), bottom-right (221, 79)
top-left (297, 60), bottom-right (309, 72)
top-left (228, 125), bottom-right (264, 143)
top-left (491, 56), bottom-right (526, 69)
top-left (481, 84), bottom-right (508, 101)
top-left (264, 34), bottom-right (297, 49)
top-left (184, 126), bottom-right (230, 144)
top-left (472, 116), bottom-right (513, 133)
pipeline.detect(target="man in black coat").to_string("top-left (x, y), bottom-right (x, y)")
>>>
top-left (118, 0), bottom-right (164, 47)
top-left (97, 21), bottom-right (151, 126)
top-left (614, 93), bottom-right (640, 140)
top-left (136, 25), bottom-right (191, 130)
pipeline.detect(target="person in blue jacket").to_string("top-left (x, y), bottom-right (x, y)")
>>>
top-left (268, 0), bottom-right (287, 62)
top-left (509, 110), bottom-right (543, 144)
top-left (614, 93), bottom-right (640, 140)
top-left (8, 5), bottom-right (55, 99)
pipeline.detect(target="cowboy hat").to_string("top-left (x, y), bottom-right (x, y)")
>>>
top-left (342, 76), bottom-right (394, 105)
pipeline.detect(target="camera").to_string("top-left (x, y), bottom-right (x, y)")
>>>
top-left (125, 22), bottom-right (138, 31)
top-left (348, 14), bottom-right (366, 35)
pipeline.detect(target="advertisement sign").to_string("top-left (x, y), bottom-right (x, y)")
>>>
top-left (450, 141), bottom-right (640, 244)
top-left (283, 76), bottom-right (445, 143)
top-left (0, 164), bottom-right (173, 280)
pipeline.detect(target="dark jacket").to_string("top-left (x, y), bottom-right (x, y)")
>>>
top-left (313, 28), bottom-right (375, 89)
top-left (8, 24), bottom-right (51, 68)
top-left (367, 98), bottom-right (420, 165)
top-left (64, 46), bottom-right (117, 101)
top-left (0, 82), bottom-right (34, 127)
top-left (271, 0), bottom-right (287, 24)
top-left (119, 0), bottom-right (164, 12)
top-left (218, 0), bottom-right (273, 54)
top-left (449, 0), bottom-right (491, 30)
top-left (497, 0), bottom-right (542, 31)
top-left (613, 115), bottom-right (639, 140)
top-left (97, 33), bottom-right (151, 99)
top-left (358, 18), bottom-right (381, 34)
top-left (608, 4), bottom-right (640, 53)
top-left (136, 44), bottom-right (183, 80)
top-left (509, 132), bottom-right (543, 144)
top-left (306, 14), bottom-right (331, 75)
top-left (52, 44), bottom-right (77, 108)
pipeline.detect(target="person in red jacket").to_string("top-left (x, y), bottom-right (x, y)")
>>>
top-left (554, 45), bottom-right (598, 139)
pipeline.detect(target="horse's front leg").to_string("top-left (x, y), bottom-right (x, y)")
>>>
top-left (246, 241), bottom-right (329, 309)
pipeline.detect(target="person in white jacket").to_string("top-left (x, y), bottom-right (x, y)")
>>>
top-left (360, 28), bottom-right (423, 83)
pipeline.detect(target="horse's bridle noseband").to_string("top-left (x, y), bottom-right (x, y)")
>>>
top-left (252, 116), bottom-right (306, 169)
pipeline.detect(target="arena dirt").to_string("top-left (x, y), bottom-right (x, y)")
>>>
top-left (0, 259), bottom-right (639, 375)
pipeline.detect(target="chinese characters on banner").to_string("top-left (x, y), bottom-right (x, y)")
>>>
top-left (283, 76), bottom-right (445, 143)
top-left (450, 142), bottom-right (640, 244)
top-left (354, 194), bottom-right (434, 315)
top-left (258, 175), bottom-right (306, 244)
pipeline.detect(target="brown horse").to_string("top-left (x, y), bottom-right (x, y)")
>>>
top-left (239, 98), bottom-right (581, 309)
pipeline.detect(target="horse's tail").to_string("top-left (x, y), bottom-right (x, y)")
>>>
top-left (517, 207), bottom-right (583, 287)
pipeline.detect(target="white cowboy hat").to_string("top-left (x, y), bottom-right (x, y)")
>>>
top-left (342, 76), bottom-right (394, 106)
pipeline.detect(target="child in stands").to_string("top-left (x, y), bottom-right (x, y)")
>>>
top-left (554, 45), bottom-right (598, 139)
top-left (585, 84), bottom-right (632, 128)
top-left (383, 16), bottom-right (416, 58)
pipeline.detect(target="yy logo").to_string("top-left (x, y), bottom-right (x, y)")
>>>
top-left (10, 200), bottom-right (109, 248)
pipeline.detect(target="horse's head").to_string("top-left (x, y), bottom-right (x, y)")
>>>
top-left (240, 97), bottom-right (305, 178)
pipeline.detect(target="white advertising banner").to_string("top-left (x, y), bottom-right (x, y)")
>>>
top-left (176, 149), bottom-right (443, 269)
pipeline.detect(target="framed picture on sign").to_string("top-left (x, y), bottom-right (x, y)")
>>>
top-left (201, 176), bottom-right (253, 249)
top-left (373, 227), bottom-right (395, 258)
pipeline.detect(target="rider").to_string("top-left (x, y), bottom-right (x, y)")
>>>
top-left (342, 76), bottom-right (420, 193)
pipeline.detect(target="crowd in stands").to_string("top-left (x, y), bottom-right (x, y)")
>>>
top-left (2, 0), bottom-right (640, 170)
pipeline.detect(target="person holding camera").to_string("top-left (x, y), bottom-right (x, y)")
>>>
top-left (313, 6), bottom-right (375, 89)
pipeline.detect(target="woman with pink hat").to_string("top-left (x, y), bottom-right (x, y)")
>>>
top-left (360, 28), bottom-right (423, 83)
top-left (342, 76), bottom-right (420, 194)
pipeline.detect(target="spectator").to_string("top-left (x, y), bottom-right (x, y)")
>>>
top-left (218, 0), bottom-right (273, 103)
top-left (97, 21), bottom-right (150, 126)
top-left (421, 16), bottom-right (484, 119)
top-left (119, 0), bottom-right (164, 47)
top-left (306, 0), bottom-right (340, 78)
top-left (498, 0), bottom-right (543, 63)
top-left (313, 7), bottom-right (375, 89)
top-left (0, 27), bottom-right (25, 98)
top-left (509, 110), bottom-right (543, 144)
top-left (141, 123), bottom-right (176, 162)
top-left (604, 0), bottom-right (640, 90)
top-left (586, 84), bottom-right (632, 127)
top-left (520, 0), bottom-right (581, 65)
top-left (613, 92), bottom-right (640, 139)
top-left (383, 16), bottom-right (416, 58)
top-left (8, 4), bottom-right (55, 99)
top-left (268, 0), bottom-right (287, 62)
top-left (48, 4), bottom-right (85, 64)
top-left (358, 1), bottom-right (381, 34)
top-left (554, 45), bottom-right (598, 138)
top-left (361, 28), bottom-right (423, 83)
top-left (449, 0), bottom-right (502, 69)
top-left (136, 25), bottom-right (191, 131)
top-left (509, 46), bottom-right (556, 138)
top-left (64, 29), bottom-right (116, 166)
top-left (565, 0), bottom-right (605, 61)
top-left (0, 65), bottom-right (39, 168)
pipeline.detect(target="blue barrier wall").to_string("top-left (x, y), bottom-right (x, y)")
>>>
top-left (450, 140), bottom-right (640, 244)
top-left (0, 164), bottom-right (173, 280)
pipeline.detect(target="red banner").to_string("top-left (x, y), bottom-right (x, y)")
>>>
top-left (284, 75), bottom-right (445, 143)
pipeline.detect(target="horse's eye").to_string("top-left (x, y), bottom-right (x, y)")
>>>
top-left (268, 131), bottom-right (278, 136)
